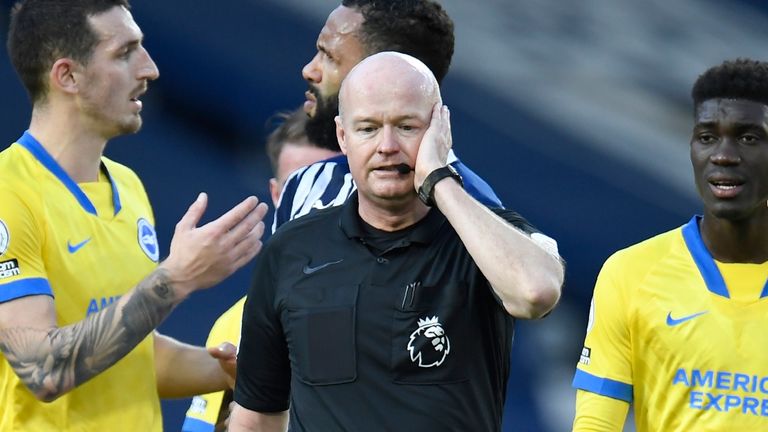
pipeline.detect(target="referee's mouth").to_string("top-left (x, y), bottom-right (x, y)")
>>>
top-left (373, 164), bottom-right (413, 176)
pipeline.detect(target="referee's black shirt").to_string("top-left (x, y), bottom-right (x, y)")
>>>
top-left (235, 193), bottom-right (540, 431)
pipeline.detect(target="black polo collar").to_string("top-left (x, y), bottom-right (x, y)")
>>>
top-left (339, 192), bottom-right (446, 245)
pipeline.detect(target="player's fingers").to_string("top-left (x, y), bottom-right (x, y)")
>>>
top-left (254, 201), bottom-right (269, 219)
top-left (230, 234), bottom-right (263, 269)
top-left (231, 225), bottom-right (263, 257)
top-left (175, 192), bottom-right (207, 232)
top-left (208, 342), bottom-right (237, 361)
top-left (226, 202), bottom-right (268, 241)
top-left (209, 196), bottom-right (260, 233)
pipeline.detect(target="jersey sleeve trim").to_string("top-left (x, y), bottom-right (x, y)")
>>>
top-left (181, 417), bottom-right (215, 432)
top-left (572, 369), bottom-right (633, 402)
top-left (0, 278), bottom-right (53, 303)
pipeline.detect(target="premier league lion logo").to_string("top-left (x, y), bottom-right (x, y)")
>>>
top-left (407, 316), bottom-right (450, 368)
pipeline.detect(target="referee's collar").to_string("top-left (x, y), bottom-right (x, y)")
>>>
top-left (339, 192), bottom-right (446, 245)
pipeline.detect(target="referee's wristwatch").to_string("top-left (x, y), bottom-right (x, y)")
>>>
top-left (417, 165), bottom-right (463, 207)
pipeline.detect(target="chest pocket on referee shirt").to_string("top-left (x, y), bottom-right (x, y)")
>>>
top-left (391, 281), bottom-right (469, 384)
top-left (287, 284), bottom-right (359, 385)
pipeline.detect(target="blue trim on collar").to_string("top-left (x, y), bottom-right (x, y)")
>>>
top-left (102, 163), bottom-right (122, 215)
top-left (17, 131), bottom-right (121, 216)
top-left (681, 215), bottom-right (730, 298)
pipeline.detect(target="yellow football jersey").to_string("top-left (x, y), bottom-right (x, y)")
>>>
top-left (574, 216), bottom-right (768, 431)
top-left (182, 297), bottom-right (245, 432)
top-left (0, 132), bottom-right (162, 431)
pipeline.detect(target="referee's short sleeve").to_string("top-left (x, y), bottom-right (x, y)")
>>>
top-left (234, 242), bottom-right (291, 412)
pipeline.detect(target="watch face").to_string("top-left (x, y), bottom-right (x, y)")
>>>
top-left (418, 166), bottom-right (458, 207)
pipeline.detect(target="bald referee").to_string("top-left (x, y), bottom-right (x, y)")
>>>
top-left (229, 52), bottom-right (564, 432)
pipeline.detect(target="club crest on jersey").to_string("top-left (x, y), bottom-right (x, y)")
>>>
top-left (408, 315), bottom-right (450, 368)
top-left (0, 219), bottom-right (9, 256)
top-left (137, 218), bottom-right (159, 262)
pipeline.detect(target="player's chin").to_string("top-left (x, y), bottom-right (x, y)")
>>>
top-left (120, 117), bottom-right (143, 135)
top-left (706, 201), bottom-right (755, 221)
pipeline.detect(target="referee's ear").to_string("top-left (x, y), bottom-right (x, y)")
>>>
top-left (335, 115), bottom-right (349, 156)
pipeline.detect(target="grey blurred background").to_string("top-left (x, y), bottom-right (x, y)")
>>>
top-left (1, 0), bottom-right (767, 430)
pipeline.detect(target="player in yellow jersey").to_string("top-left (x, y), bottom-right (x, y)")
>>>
top-left (182, 109), bottom-right (337, 432)
top-left (0, 1), bottom-right (268, 431)
top-left (572, 58), bottom-right (768, 431)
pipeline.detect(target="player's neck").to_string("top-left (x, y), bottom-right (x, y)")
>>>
top-left (29, 107), bottom-right (107, 183)
top-left (700, 212), bottom-right (768, 263)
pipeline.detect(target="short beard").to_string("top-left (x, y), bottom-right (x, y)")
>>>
top-left (305, 91), bottom-right (341, 152)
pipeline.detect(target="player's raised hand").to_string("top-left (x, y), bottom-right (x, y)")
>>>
top-left (160, 193), bottom-right (268, 297)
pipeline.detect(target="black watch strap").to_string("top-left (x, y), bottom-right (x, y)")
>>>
top-left (417, 165), bottom-right (463, 207)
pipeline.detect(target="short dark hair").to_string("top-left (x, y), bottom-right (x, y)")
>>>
top-left (692, 58), bottom-right (768, 107)
top-left (265, 109), bottom-right (312, 175)
top-left (342, 0), bottom-right (454, 84)
top-left (7, 0), bottom-right (130, 103)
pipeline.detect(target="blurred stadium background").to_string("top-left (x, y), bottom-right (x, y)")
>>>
top-left (1, 0), bottom-right (767, 430)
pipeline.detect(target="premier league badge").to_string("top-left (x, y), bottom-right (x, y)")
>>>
top-left (407, 316), bottom-right (450, 368)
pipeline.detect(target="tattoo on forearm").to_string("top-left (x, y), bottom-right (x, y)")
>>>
top-left (0, 268), bottom-right (177, 401)
top-left (121, 270), bottom-right (175, 341)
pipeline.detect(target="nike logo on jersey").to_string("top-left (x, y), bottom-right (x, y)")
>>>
top-left (302, 259), bottom-right (343, 274)
top-left (67, 238), bottom-right (91, 254)
top-left (666, 311), bottom-right (707, 327)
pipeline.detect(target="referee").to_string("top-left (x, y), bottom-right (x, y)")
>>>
top-left (229, 52), bottom-right (564, 432)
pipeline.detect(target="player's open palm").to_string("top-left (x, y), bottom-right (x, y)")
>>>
top-left (161, 193), bottom-right (268, 296)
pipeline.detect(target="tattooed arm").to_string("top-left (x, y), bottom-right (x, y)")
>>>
top-left (0, 270), bottom-right (175, 401)
top-left (0, 193), bottom-right (268, 402)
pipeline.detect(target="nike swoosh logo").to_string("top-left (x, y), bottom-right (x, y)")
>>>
top-left (302, 259), bottom-right (343, 274)
top-left (666, 311), bottom-right (708, 327)
top-left (67, 238), bottom-right (91, 254)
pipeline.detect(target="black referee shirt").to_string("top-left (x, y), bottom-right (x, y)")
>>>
top-left (235, 193), bottom-right (539, 431)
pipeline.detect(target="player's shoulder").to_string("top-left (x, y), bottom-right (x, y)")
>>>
top-left (0, 143), bottom-right (41, 202)
top-left (304, 154), bottom-right (349, 171)
top-left (207, 296), bottom-right (247, 346)
top-left (603, 226), bottom-right (682, 278)
top-left (215, 297), bottom-right (247, 325)
top-left (285, 154), bottom-right (349, 185)
top-left (0, 142), bottom-right (34, 177)
top-left (271, 204), bottom-right (343, 244)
